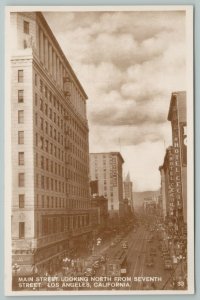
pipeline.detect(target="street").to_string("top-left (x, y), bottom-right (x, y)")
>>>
top-left (57, 220), bottom-right (186, 291)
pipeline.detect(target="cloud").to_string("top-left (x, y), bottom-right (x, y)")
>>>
top-left (43, 10), bottom-right (186, 191)
top-left (89, 102), bottom-right (166, 126)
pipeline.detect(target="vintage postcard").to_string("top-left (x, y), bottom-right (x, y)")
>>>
top-left (4, 5), bottom-right (194, 295)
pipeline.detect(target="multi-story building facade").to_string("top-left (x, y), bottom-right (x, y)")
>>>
top-left (91, 196), bottom-right (108, 231)
top-left (168, 91), bottom-right (187, 227)
top-left (159, 91), bottom-right (187, 235)
top-left (123, 172), bottom-right (134, 212)
top-left (10, 12), bottom-right (91, 275)
top-left (162, 147), bottom-right (177, 220)
top-left (159, 165), bottom-right (167, 219)
top-left (89, 152), bottom-right (124, 220)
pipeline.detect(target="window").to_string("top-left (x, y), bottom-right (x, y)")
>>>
top-left (18, 90), bottom-right (24, 103)
top-left (35, 93), bottom-right (38, 106)
top-left (40, 99), bottom-right (43, 111)
top-left (45, 104), bottom-right (48, 116)
top-left (19, 194), bottom-right (25, 208)
top-left (18, 152), bottom-right (24, 165)
top-left (42, 195), bottom-right (45, 208)
top-left (18, 70), bottom-right (23, 82)
top-left (35, 113), bottom-right (38, 126)
top-left (36, 174), bottom-right (39, 188)
top-left (45, 121), bottom-right (48, 134)
top-left (46, 158), bottom-right (49, 171)
top-left (41, 175), bottom-right (45, 189)
top-left (18, 131), bottom-right (24, 144)
top-left (19, 222), bottom-right (25, 239)
top-left (18, 173), bottom-right (25, 187)
top-left (35, 74), bottom-right (37, 86)
top-left (45, 86), bottom-right (47, 97)
top-left (40, 117), bottom-right (44, 130)
top-left (18, 110), bottom-right (24, 124)
top-left (23, 21), bottom-right (29, 34)
top-left (40, 137), bottom-right (44, 149)
top-left (41, 155), bottom-right (44, 169)
top-left (35, 133), bottom-right (38, 146)
top-left (40, 80), bottom-right (43, 93)
top-left (36, 153), bottom-right (38, 167)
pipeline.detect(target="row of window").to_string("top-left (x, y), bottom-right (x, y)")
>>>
top-left (34, 74), bottom-right (87, 137)
top-left (36, 195), bottom-right (90, 210)
top-left (36, 133), bottom-right (87, 175)
top-left (18, 212), bottom-right (90, 239)
top-left (41, 214), bottom-right (90, 237)
top-left (17, 193), bottom-right (90, 210)
top-left (35, 104), bottom-right (87, 151)
top-left (36, 154), bottom-right (88, 185)
top-left (35, 133), bottom-right (88, 174)
top-left (37, 26), bottom-right (86, 117)
top-left (35, 112), bottom-right (88, 163)
top-left (35, 173), bottom-right (88, 197)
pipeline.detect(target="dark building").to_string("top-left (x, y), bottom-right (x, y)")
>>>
top-left (91, 196), bottom-right (109, 231)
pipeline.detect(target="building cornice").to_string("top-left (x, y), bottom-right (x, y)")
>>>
top-left (32, 54), bottom-right (89, 131)
top-left (36, 12), bottom-right (88, 100)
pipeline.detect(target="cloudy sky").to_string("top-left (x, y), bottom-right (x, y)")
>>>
top-left (44, 9), bottom-right (186, 192)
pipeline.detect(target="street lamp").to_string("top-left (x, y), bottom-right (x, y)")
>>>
top-left (13, 262), bottom-right (20, 275)
top-left (12, 263), bottom-right (20, 290)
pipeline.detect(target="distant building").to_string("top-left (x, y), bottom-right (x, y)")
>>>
top-left (123, 172), bottom-right (134, 212)
top-left (91, 196), bottom-right (108, 230)
top-left (143, 197), bottom-right (157, 216)
top-left (89, 152), bottom-right (124, 219)
top-left (10, 12), bottom-right (91, 275)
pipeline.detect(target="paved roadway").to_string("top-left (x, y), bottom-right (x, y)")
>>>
top-left (87, 224), bottom-right (175, 290)
top-left (125, 224), bottom-right (173, 290)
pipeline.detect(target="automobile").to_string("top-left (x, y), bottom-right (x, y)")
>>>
top-left (150, 248), bottom-right (157, 256)
top-left (100, 255), bottom-right (106, 263)
top-left (162, 251), bottom-right (170, 258)
top-left (122, 241), bottom-right (128, 249)
top-left (162, 246), bottom-right (168, 252)
top-left (91, 255), bottom-right (101, 262)
top-left (93, 261), bottom-right (100, 269)
top-left (84, 266), bottom-right (96, 276)
top-left (164, 260), bottom-right (173, 270)
top-left (145, 258), bottom-right (154, 267)
top-left (111, 241), bottom-right (116, 247)
top-left (147, 237), bottom-right (153, 243)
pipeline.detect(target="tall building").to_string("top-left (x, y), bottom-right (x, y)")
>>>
top-left (159, 91), bottom-right (187, 234)
top-left (89, 152), bottom-right (124, 219)
top-left (168, 91), bottom-right (187, 226)
top-left (10, 12), bottom-right (91, 275)
top-left (123, 172), bottom-right (134, 212)
top-left (161, 146), bottom-right (176, 222)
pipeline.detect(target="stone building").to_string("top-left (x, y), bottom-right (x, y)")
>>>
top-left (168, 91), bottom-right (187, 226)
top-left (123, 172), bottom-right (134, 212)
top-left (159, 91), bottom-right (187, 235)
top-left (89, 152), bottom-right (124, 220)
top-left (10, 12), bottom-right (91, 275)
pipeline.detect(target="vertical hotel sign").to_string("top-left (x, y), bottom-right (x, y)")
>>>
top-left (180, 123), bottom-right (187, 167)
top-left (167, 147), bottom-right (176, 218)
top-left (171, 97), bottom-right (183, 230)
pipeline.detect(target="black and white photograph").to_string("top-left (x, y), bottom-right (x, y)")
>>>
top-left (4, 6), bottom-right (194, 295)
